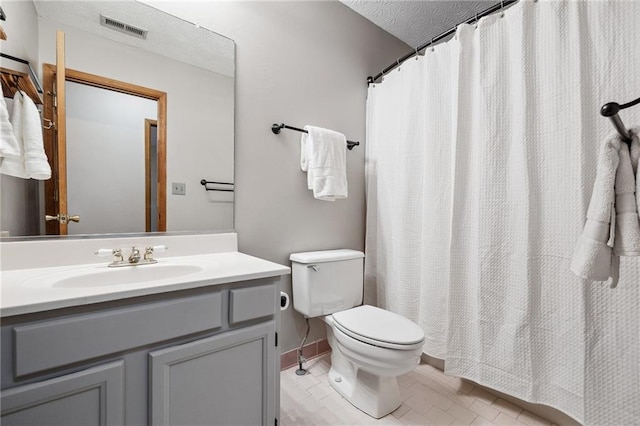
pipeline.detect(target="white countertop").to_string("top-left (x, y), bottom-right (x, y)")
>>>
top-left (1, 252), bottom-right (290, 318)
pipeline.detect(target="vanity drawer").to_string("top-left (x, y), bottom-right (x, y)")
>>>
top-left (229, 283), bottom-right (276, 325)
top-left (13, 292), bottom-right (222, 377)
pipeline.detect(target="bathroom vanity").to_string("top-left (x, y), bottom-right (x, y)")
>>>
top-left (0, 233), bottom-right (290, 426)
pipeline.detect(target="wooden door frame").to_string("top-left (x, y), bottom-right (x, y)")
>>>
top-left (145, 119), bottom-right (158, 232)
top-left (42, 64), bottom-right (167, 233)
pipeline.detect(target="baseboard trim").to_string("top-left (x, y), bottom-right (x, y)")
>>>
top-left (280, 338), bottom-right (331, 370)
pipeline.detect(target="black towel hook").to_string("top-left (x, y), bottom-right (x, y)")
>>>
top-left (600, 96), bottom-right (640, 144)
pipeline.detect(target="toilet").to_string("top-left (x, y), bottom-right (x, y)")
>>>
top-left (290, 249), bottom-right (425, 418)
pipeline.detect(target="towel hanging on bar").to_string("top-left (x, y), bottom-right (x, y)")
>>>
top-left (271, 123), bottom-right (359, 150)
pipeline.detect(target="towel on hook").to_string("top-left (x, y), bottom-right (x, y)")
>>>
top-left (0, 91), bottom-right (28, 178)
top-left (615, 129), bottom-right (640, 256)
top-left (20, 91), bottom-right (51, 180)
top-left (570, 128), bottom-right (640, 286)
top-left (0, 95), bottom-right (21, 162)
top-left (300, 125), bottom-right (348, 201)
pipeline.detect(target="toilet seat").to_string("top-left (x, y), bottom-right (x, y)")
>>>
top-left (331, 305), bottom-right (424, 350)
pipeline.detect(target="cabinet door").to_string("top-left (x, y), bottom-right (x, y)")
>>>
top-left (150, 322), bottom-right (276, 426)
top-left (1, 361), bottom-right (124, 426)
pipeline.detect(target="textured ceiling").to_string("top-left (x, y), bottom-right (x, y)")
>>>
top-left (340, 0), bottom-right (500, 48)
top-left (33, 1), bottom-right (234, 77)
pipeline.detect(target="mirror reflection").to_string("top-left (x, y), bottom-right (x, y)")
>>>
top-left (64, 80), bottom-right (161, 234)
top-left (0, 0), bottom-right (235, 239)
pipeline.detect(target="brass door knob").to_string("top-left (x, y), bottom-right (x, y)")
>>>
top-left (45, 214), bottom-right (60, 222)
top-left (45, 214), bottom-right (80, 224)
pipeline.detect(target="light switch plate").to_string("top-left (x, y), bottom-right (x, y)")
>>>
top-left (172, 182), bottom-right (186, 195)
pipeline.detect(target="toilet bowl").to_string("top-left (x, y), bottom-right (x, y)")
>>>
top-left (322, 305), bottom-right (423, 418)
top-left (289, 249), bottom-right (425, 418)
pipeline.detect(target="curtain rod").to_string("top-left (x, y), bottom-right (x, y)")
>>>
top-left (366, 0), bottom-right (519, 85)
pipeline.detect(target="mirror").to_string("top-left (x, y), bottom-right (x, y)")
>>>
top-left (0, 0), bottom-right (235, 239)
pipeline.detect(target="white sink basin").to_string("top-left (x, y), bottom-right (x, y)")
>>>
top-left (2, 250), bottom-right (291, 318)
top-left (25, 264), bottom-right (205, 289)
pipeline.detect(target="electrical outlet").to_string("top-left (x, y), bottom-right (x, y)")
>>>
top-left (172, 182), bottom-right (186, 195)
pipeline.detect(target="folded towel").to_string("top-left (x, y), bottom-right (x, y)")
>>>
top-left (20, 91), bottom-right (51, 180)
top-left (301, 125), bottom-right (348, 201)
top-left (571, 128), bottom-right (640, 286)
top-left (0, 91), bottom-right (27, 178)
top-left (0, 96), bottom-right (21, 160)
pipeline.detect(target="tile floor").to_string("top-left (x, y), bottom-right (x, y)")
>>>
top-left (280, 354), bottom-right (555, 426)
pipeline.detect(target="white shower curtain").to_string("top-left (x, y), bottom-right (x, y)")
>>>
top-left (365, 1), bottom-right (640, 423)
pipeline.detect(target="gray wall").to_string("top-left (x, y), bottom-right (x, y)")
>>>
top-left (148, 1), bottom-right (408, 352)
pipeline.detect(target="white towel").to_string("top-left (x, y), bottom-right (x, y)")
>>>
top-left (614, 130), bottom-right (640, 256)
top-left (0, 91), bottom-right (27, 178)
top-left (0, 96), bottom-right (21, 160)
top-left (20, 91), bottom-right (51, 180)
top-left (300, 125), bottom-right (347, 201)
top-left (571, 129), bottom-right (640, 286)
top-left (632, 131), bottom-right (640, 220)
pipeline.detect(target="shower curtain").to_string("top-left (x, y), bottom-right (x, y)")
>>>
top-left (365, 1), bottom-right (640, 423)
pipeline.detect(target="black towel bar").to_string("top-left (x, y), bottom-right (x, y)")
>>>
top-left (271, 123), bottom-right (359, 150)
top-left (200, 179), bottom-right (234, 192)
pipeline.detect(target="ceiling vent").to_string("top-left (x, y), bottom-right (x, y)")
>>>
top-left (100, 15), bottom-right (148, 39)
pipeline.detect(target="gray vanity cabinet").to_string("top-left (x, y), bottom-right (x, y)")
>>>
top-left (150, 322), bottom-right (276, 426)
top-left (1, 361), bottom-right (124, 426)
top-left (0, 277), bottom-right (281, 426)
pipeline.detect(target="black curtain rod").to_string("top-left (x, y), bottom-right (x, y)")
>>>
top-left (367, 0), bottom-right (518, 84)
top-left (601, 96), bottom-right (640, 144)
top-left (271, 123), bottom-right (360, 150)
top-left (0, 53), bottom-right (43, 93)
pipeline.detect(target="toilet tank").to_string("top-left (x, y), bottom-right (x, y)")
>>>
top-left (289, 249), bottom-right (364, 318)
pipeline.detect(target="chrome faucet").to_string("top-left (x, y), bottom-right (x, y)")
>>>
top-left (144, 246), bottom-right (155, 261)
top-left (128, 246), bottom-right (141, 264)
top-left (95, 245), bottom-right (168, 267)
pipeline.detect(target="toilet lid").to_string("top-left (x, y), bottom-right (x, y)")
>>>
top-left (331, 305), bottom-right (424, 349)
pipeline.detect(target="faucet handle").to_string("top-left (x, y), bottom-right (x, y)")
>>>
top-left (144, 245), bottom-right (168, 261)
top-left (95, 248), bottom-right (124, 262)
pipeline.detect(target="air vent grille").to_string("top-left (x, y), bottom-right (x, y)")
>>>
top-left (100, 15), bottom-right (148, 39)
